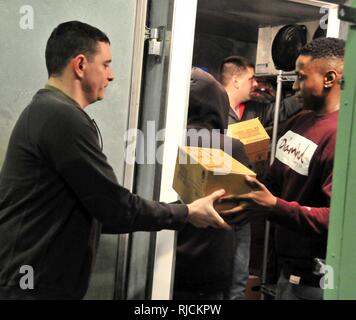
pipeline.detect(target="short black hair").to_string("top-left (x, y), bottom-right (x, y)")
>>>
top-left (45, 21), bottom-right (110, 77)
top-left (218, 56), bottom-right (254, 86)
top-left (299, 37), bottom-right (345, 60)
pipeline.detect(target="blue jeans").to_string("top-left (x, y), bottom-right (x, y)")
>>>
top-left (225, 223), bottom-right (251, 300)
top-left (275, 272), bottom-right (323, 300)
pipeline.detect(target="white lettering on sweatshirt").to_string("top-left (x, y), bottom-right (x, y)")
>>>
top-left (275, 130), bottom-right (318, 176)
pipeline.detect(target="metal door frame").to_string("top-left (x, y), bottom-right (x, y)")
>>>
top-left (114, 0), bottom-right (149, 300)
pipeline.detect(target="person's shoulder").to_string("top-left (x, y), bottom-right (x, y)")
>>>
top-left (320, 111), bottom-right (339, 139)
top-left (244, 100), bottom-right (266, 116)
top-left (28, 89), bottom-right (95, 140)
top-left (285, 109), bottom-right (311, 126)
top-left (30, 89), bottom-right (89, 124)
top-left (276, 109), bottom-right (310, 137)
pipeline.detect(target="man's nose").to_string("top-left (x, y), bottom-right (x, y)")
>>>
top-left (108, 68), bottom-right (115, 82)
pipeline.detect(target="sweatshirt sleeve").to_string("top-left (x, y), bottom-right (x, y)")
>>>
top-left (272, 199), bottom-right (329, 237)
top-left (39, 107), bottom-right (188, 234)
top-left (268, 146), bottom-right (334, 238)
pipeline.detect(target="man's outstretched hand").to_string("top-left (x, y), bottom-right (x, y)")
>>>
top-left (216, 175), bottom-right (277, 225)
top-left (187, 189), bottom-right (232, 230)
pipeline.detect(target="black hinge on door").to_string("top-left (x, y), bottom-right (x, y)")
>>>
top-left (339, 4), bottom-right (356, 24)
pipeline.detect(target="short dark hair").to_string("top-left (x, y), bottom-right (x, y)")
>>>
top-left (218, 56), bottom-right (254, 86)
top-left (299, 37), bottom-right (345, 60)
top-left (45, 21), bottom-right (110, 77)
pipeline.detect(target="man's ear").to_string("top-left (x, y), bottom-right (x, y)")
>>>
top-left (71, 54), bottom-right (86, 78)
top-left (233, 75), bottom-right (240, 90)
top-left (324, 71), bottom-right (337, 88)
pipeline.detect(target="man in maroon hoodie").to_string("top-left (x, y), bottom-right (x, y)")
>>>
top-left (220, 37), bottom-right (345, 300)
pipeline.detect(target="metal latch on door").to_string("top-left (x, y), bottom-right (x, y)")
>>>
top-left (145, 26), bottom-right (165, 61)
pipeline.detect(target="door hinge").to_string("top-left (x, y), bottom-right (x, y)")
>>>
top-left (145, 26), bottom-right (165, 61)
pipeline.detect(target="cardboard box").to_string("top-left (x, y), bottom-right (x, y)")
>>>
top-left (227, 118), bottom-right (270, 162)
top-left (172, 146), bottom-right (256, 210)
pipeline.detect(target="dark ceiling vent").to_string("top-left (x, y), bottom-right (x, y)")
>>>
top-left (271, 24), bottom-right (307, 71)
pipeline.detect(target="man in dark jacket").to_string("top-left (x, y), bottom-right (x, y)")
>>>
top-left (173, 68), bottom-right (250, 300)
top-left (219, 56), bottom-right (302, 128)
top-left (0, 21), bottom-right (231, 300)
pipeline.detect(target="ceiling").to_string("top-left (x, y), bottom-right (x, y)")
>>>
top-left (195, 0), bottom-right (346, 42)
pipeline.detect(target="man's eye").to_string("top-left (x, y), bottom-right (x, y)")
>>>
top-left (297, 74), bottom-right (305, 81)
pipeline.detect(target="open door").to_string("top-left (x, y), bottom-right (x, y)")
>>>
top-left (325, 0), bottom-right (356, 300)
top-left (124, 0), bottom-right (198, 300)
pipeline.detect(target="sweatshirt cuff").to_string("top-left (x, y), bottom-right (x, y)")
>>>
top-left (275, 198), bottom-right (291, 214)
top-left (168, 203), bottom-right (189, 230)
top-left (269, 198), bottom-right (292, 223)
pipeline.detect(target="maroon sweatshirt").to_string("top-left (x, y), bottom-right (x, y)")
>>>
top-left (265, 110), bottom-right (338, 265)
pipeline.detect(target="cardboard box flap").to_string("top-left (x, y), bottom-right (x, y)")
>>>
top-left (227, 118), bottom-right (270, 144)
top-left (181, 146), bottom-right (255, 175)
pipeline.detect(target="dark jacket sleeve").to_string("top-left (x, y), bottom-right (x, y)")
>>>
top-left (39, 108), bottom-right (188, 234)
top-left (261, 95), bottom-right (303, 128)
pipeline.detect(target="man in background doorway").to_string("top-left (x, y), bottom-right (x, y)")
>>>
top-left (218, 56), bottom-right (257, 299)
top-left (219, 56), bottom-right (302, 128)
top-left (219, 56), bottom-right (303, 299)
